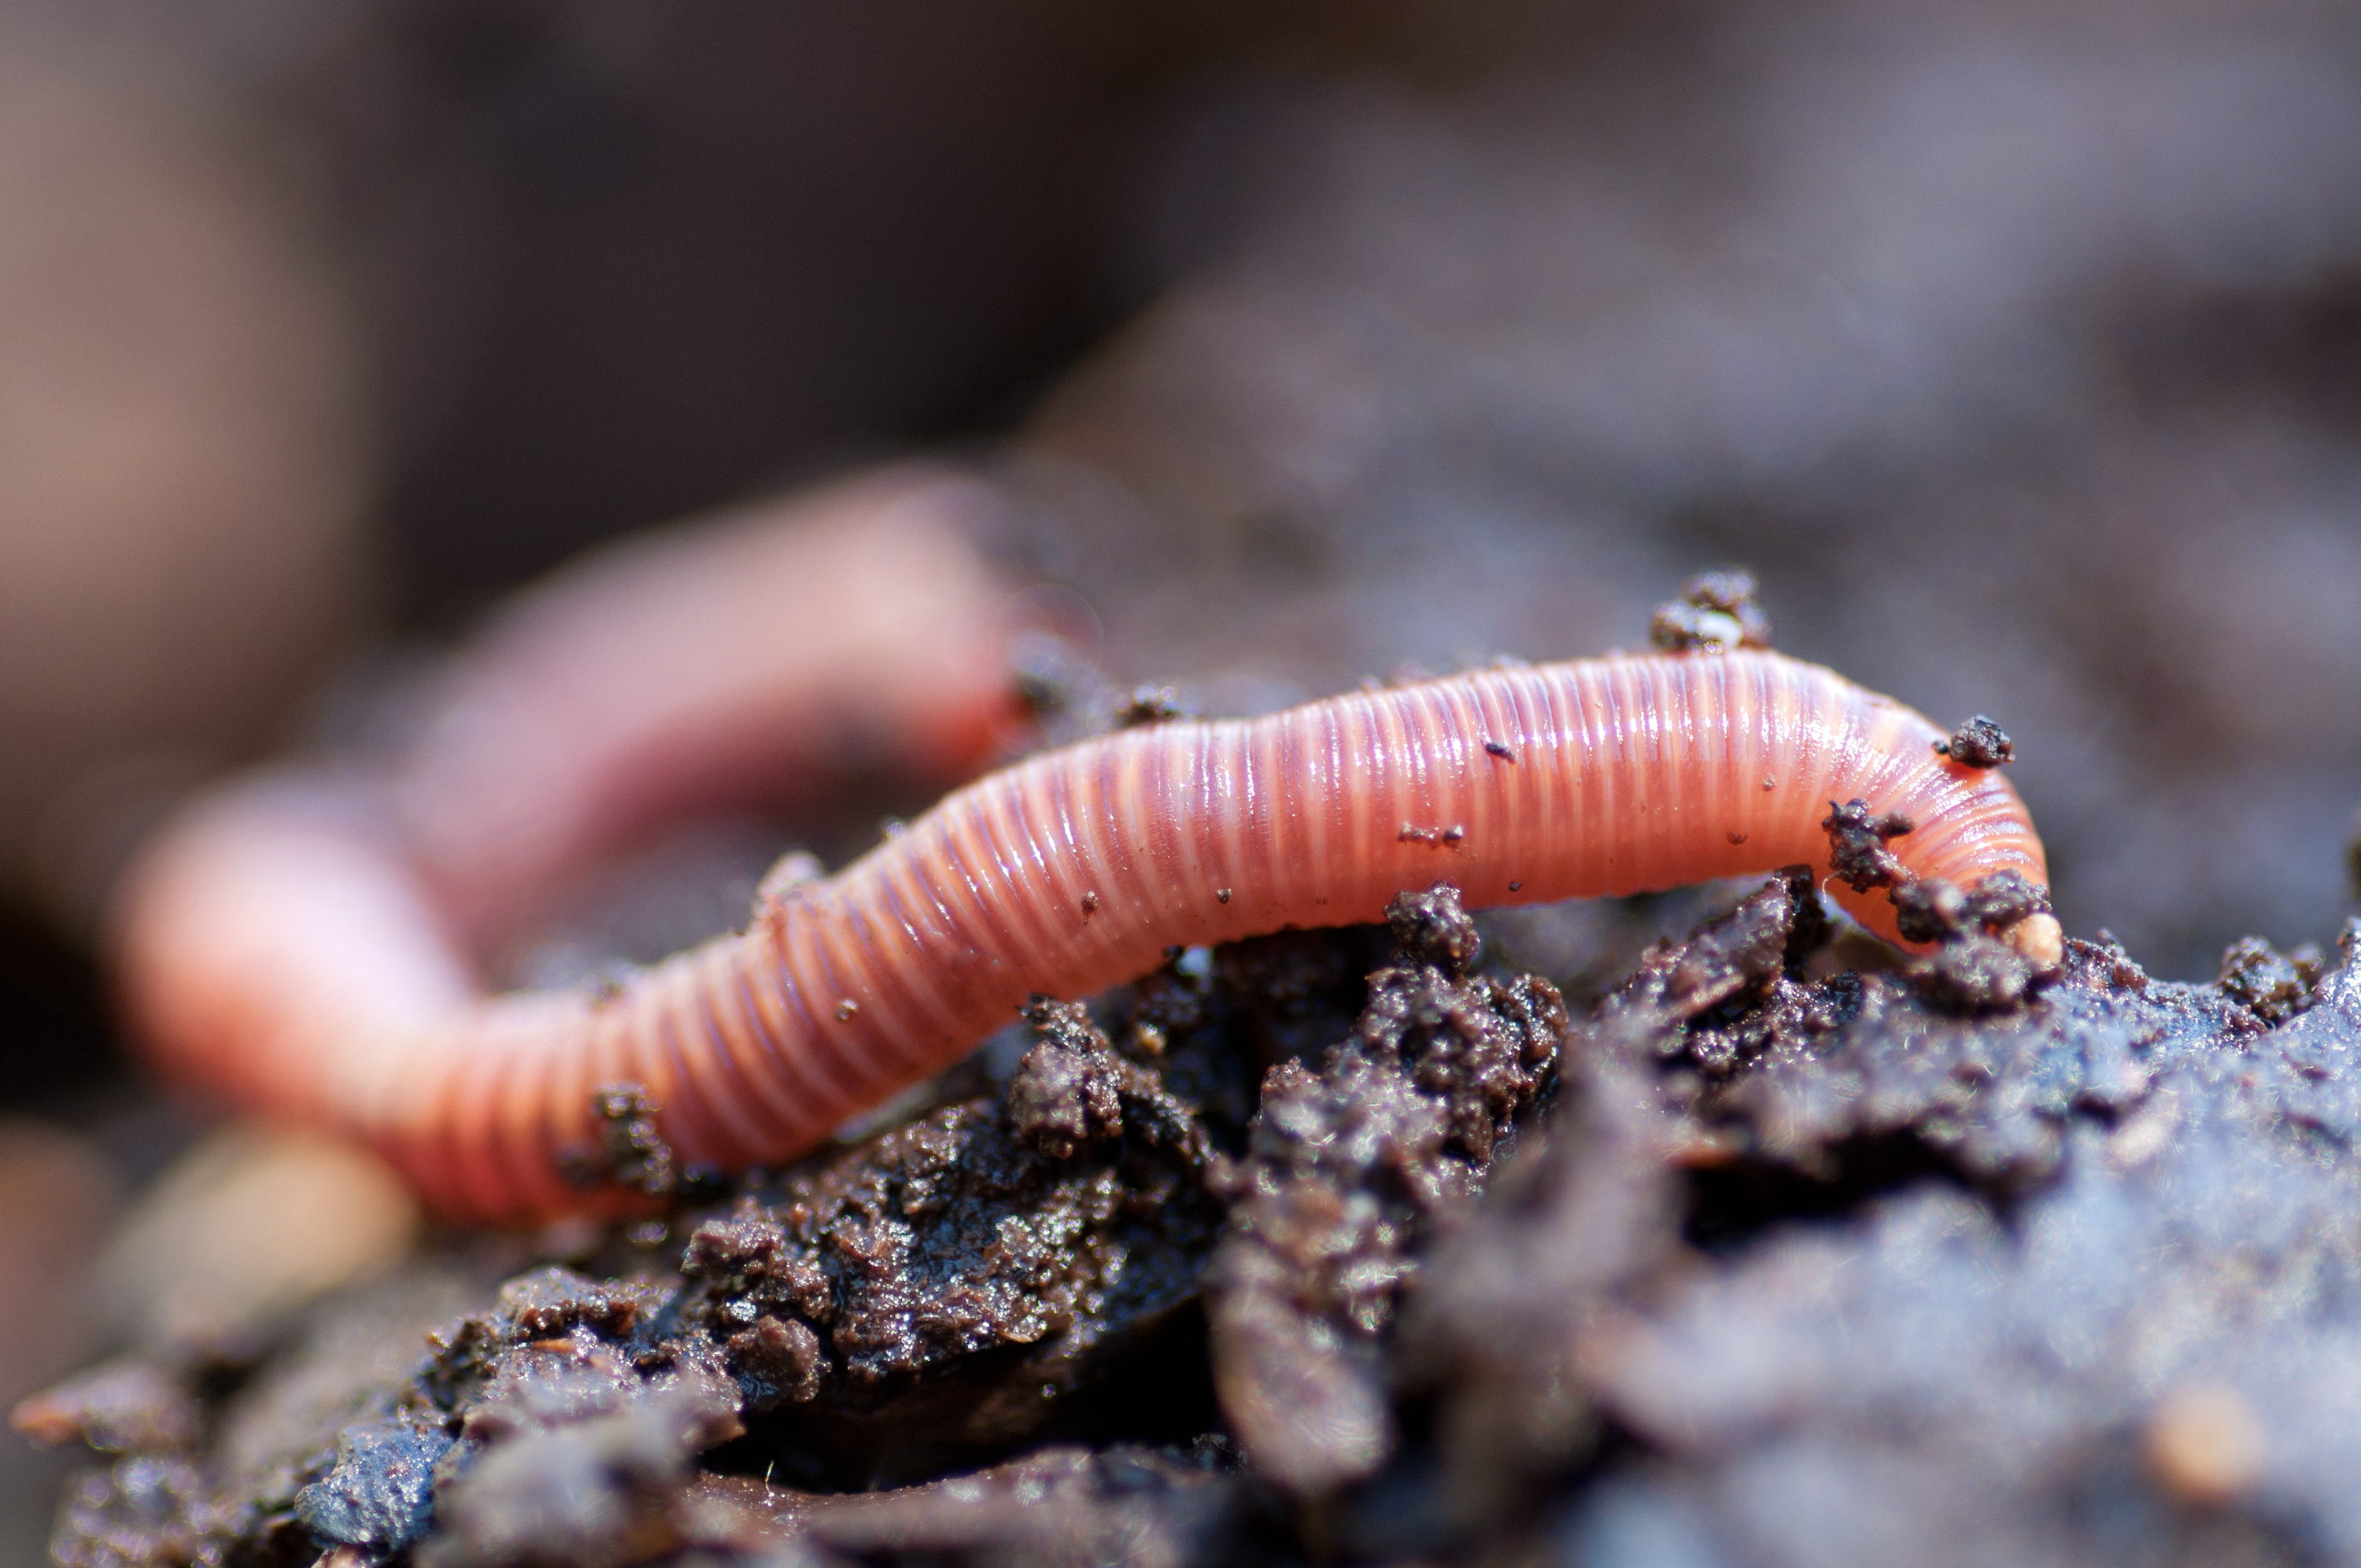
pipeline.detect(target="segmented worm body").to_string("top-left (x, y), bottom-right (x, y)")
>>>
top-left (124, 623), bottom-right (2052, 1223)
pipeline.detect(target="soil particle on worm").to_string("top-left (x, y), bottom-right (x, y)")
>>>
top-left (1934, 714), bottom-right (2016, 767)
top-left (562, 1087), bottom-right (726, 1203)
top-left (1649, 568), bottom-right (1775, 651)
top-left (1889, 875), bottom-right (1972, 943)
top-left (1821, 798), bottom-right (1916, 891)
top-left (1112, 686), bottom-right (1194, 729)
top-left (1890, 872), bottom-right (2053, 972)
top-left (40, 895), bottom-right (2361, 1568)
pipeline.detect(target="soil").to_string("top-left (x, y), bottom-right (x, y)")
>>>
top-left (22, 850), bottom-right (2361, 1565)
top-left (1935, 717), bottom-right (2016, 770)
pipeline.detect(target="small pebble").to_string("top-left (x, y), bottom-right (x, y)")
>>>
top-left (2145, 1384), bottom-right (2266, 1507)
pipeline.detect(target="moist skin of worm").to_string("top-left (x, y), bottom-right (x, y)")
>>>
top-left (116, 466), bottom-right (1025, 1222)
top-left (120, 645), bottom-right (2052, 1225)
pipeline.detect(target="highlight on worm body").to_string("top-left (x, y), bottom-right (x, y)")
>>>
top-left (116, 526), bottom-right (2060, 1224)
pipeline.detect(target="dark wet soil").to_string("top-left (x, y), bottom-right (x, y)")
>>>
top-left (29, 853), bottom-right (2361, 1566)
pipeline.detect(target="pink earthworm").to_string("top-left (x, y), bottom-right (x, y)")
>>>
top-left (117, 533), bottom-right (2056, 1225)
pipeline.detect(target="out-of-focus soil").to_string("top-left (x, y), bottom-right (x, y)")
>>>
top-left (1006, 0), bottom-right (2361, 982)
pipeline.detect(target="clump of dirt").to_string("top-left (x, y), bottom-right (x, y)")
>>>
top-left (1821, 799), bottom-right (1916, 892)
top-left (1648, 567), bottom-right (1775, 651)
top-left (561, 1087), bottom-right (726, 1205)
top-left (1934, 714), bottom-right (2016, 768)
top-left (1205, 885), bottom-right (1565, 1494)
top-left (1380, 924), bottom-right (2361, 1566)
top-left (674, 990), bottom-right (1229, 1481)
top-left (2215, 933), bottom-right (2323, 1027)
top-left (1890, 869), bottom-right (2050, 946)
top-left (1823, 784), bottom-right (2057, 1013)
top-left (1599, 871), bottom-right (2141, 1229)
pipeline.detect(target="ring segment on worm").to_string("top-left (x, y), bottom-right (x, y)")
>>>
top-left (116, 500), bottom-right (2058, 1225)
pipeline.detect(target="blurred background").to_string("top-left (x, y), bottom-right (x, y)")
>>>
top-left (6, 0), bottom-right (2361, 1554)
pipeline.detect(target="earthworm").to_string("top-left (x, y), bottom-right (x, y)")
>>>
top-left (372, 467), bottom-right (1027, 953)
top-left (118, 548), bottom-right (2056, 1224)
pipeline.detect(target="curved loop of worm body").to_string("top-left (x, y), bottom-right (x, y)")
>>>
top-left (120, 643), bottom-right (2056, 1224)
